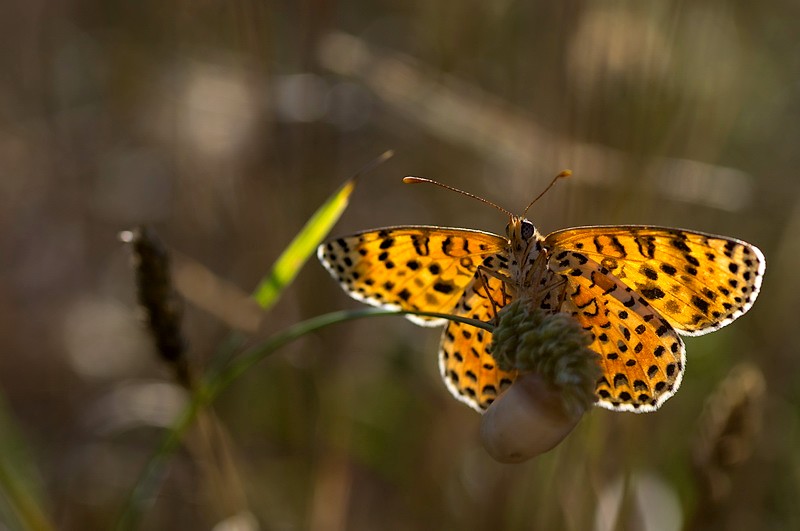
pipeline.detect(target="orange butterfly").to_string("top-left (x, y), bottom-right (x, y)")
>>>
top-left (318, 174), bottom-right (765, 412)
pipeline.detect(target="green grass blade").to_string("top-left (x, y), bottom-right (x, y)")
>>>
top-left (0, 395), bottom-right (55, 531)
top-left (252, 150), bottom-right (393, 311)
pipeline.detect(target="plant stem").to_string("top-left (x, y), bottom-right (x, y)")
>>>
top-left (116, 307), bottom-right (491, 529)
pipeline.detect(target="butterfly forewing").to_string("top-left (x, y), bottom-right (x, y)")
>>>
top-left (545, 226), bottom-right (765, 336)
top-left (318, 227), bottom-right (506, 326)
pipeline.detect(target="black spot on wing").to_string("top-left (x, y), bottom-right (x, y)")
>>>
top-left (660, 263), bottom-right (677, 276)
top-left (692, 295), bottom-right (710, 315)
top-left (433, 282), bottom-right (455, 294)
top-left (640, 286), bottom-right (666, 300)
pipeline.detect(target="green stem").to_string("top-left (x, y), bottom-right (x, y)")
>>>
top-left (116, 308), bottom-right (491, 530)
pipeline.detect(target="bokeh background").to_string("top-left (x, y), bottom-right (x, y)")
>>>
top-left (2, 1), bottom-right (799, 529)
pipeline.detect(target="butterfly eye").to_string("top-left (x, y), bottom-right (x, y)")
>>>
top-left (521, 220), bottom-right (536, 240)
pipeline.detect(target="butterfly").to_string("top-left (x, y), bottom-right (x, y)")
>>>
top-left (317, 173), bottom-right (765, 413)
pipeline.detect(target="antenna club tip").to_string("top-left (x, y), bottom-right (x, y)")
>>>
top-left (402, 176), bottom-right (425, 184)
top-left (557, 169), bottom-right (572, 179)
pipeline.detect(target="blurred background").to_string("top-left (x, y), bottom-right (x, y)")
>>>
top-left (1, 1), bottom-right (799, 529)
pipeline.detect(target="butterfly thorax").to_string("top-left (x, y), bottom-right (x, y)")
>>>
top-left (504, 217), bottom-right (548, 294)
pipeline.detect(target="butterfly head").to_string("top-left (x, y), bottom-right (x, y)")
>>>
top-left (506, 216), bottom-right (542, 250)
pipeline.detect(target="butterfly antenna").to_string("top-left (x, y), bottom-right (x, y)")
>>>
top-left (403, 176), bottom-right (514, 218)
top-left (522, 169), bottom-right (572, 217)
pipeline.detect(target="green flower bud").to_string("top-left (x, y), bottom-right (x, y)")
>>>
top-left (489, 298), bottom-right (600, 417)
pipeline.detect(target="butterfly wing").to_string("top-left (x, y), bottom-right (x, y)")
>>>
top-left (438, 256), bottom-right (515, 411)
top-left (318, 227), bottom-right (507, 326)
top-left (544, 226), bottom-right (765, 336)
top-left (549, 252), bottom-right (685, 412)
top-left (440, 254), bottom-right (575, 412)
top-left (442, 251), bottom-right (686, 413)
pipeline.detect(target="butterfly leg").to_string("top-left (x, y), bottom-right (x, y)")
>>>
top-left (475, 269), bottom-right (501, 322)
top-left (475, 265), bottom-right (513, 323)
top-left (539, 275), bottom-right (569, 310)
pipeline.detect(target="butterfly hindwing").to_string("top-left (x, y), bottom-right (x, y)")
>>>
top-left (550, 250), bottom-right (685, 412)
top-left (545, 226), bottom-right (765, 336)
top-left (318, 227), bottom-right (506, 326)
top-left (440, 259), bottom-right (517, 412)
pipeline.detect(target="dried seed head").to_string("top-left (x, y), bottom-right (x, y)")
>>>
top-left (121, 226), bottom-right (190, 387)
top-left (692, 363), bottom-right (766, 505)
